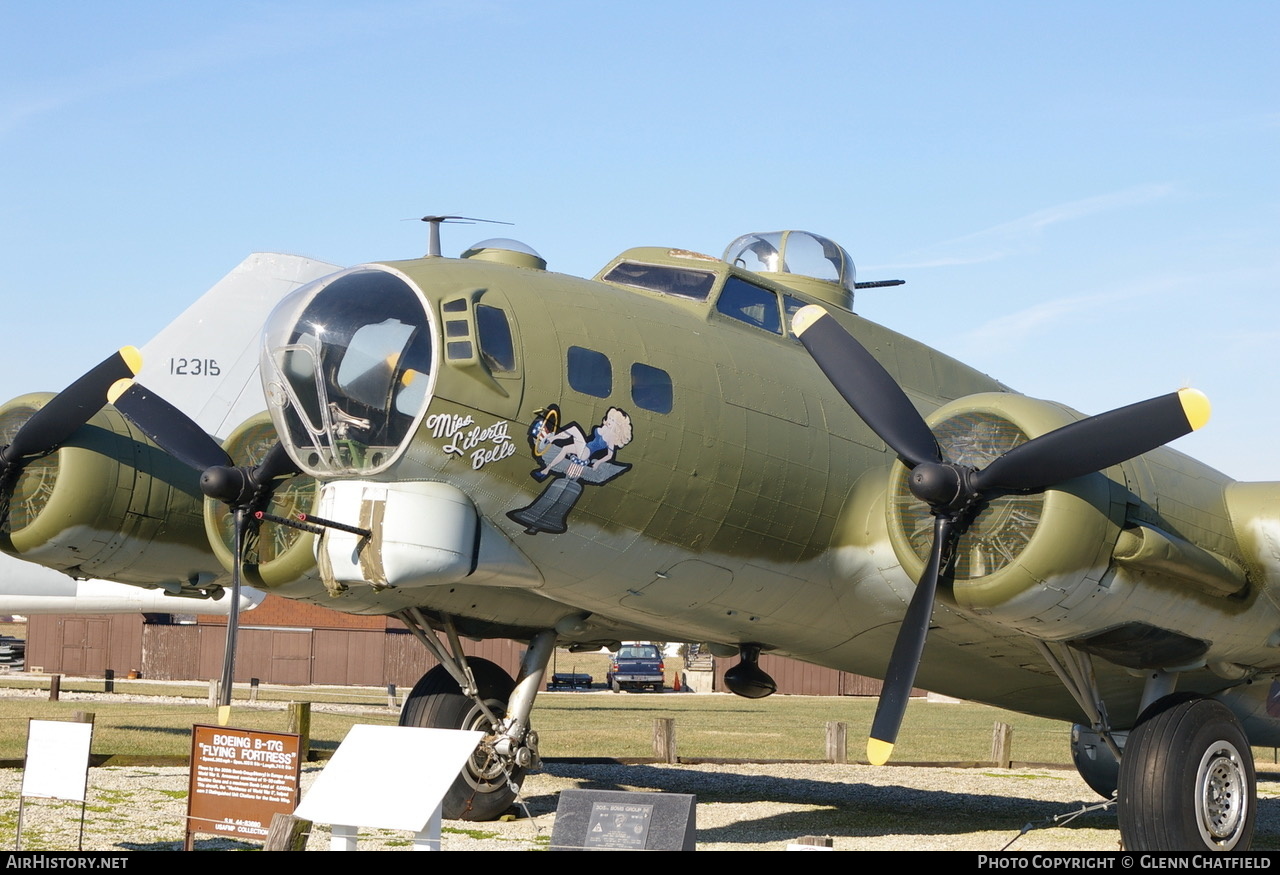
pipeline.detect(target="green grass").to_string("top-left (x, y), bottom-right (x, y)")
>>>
top-left (5, 677), bottom-right (1272, 770)
top-left (533, 692), bottom-right (1074, 763)
top-left (0, 684), bottom-right (1075, 765)
top-left (0, 696), bottom-right (398, 760)
top-left (0, 674), bottom-right (394, 707)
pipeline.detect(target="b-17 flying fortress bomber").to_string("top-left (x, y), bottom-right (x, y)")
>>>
top-left (1, 223), bottom-right (1274, 851)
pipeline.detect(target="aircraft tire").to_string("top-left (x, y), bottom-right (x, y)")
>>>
top-left (1117, 695), bottom-right (1255, 851)
top-left (399, 657), bottom-right (521, 821)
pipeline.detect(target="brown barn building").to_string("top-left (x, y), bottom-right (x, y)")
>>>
top-left (25, 596), bottom-right (527, 689)
top-left (26, 596), bottom-right (890, 696)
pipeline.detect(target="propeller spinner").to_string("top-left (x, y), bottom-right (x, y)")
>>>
top-left (792, 304), bottom-right (1210, 765)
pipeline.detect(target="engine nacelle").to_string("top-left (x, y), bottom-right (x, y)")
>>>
top-left (0, 393), bottom-right (218, 590)
top-left (886, 392), bottom-right (1121, 624)
top-left (203, 412), bottom-right (319, 589)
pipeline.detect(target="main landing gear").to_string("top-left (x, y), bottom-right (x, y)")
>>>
top-left (1042, 643), bottom-right (1256, 851)
top-left (1117, 695), bottom-right (1255, 851)
top-left (396, 611), bottom-right (556, 821)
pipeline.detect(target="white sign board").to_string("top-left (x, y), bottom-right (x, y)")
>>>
top-left (295, 724), bottom-right (483, 838)
top-left (23, 720), bottom-right (93, 802)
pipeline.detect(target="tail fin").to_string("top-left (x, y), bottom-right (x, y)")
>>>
top-left (137, 253), bottom-right (340, 440)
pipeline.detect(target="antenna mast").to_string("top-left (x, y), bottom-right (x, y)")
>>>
top-left (413, 215), bottom-right (513, 257)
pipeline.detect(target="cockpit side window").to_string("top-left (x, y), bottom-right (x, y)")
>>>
top-left (782, 295), bottom-right (807, 339)
top-left (715, 277), bottom-right (783, 335)
top-left (602, 262), bottom-right (716, 301)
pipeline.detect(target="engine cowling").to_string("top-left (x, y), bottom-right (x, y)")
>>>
top-left (203, 412), bottom-right (319, 589)
top-left (0, 393), bottom-right (217, 590)
top-left (886, 392), bottom-right (1121, 623)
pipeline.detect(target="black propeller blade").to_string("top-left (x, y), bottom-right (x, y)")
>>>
top-left (109, 379), bottom-right (300, 503)
top-left (1, 347), bottom-right (142, 474)
top-left (107, 378), bottom-right (301, 709)
top-left (108, 380), bottom-right (232, 472)
top-left (971, 391), bottom-right (1210, 493)
top-left (793, 304), bottom-right (1210, 765)
top-left (790, 307), bottom-right (940, 469)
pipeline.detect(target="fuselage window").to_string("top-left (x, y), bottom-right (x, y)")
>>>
top-left (715, 276), bottom-right (783, 334)
top-left (476, 304), bottom-right (516, 372)
top-left (602, 262), bottom-right (716, 301)
top-left (631, 363), bottom-right (673, 414)
top-left (568, 346), bottom-right (612, 398)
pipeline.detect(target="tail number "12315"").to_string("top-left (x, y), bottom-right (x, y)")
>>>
top-left (169, 357), bottom-right (221, 376)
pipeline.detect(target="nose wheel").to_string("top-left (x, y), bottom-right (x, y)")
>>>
top-left (399, 657), bottom-right (522, 821)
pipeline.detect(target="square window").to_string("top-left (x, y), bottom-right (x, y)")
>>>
top-left (631, 363), bottom-right (672, 414)
top-left (568, 346), bottom-right (612, 398)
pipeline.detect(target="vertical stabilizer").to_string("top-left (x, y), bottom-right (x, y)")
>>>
top-left (137, 253), bottom-right (340, 439)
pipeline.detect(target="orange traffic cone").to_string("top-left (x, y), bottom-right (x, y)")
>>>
top-left (673, 672), bottom-right (682, 692)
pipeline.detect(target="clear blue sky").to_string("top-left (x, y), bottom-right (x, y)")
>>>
top-left (1, 1), bottom-right (1276, 478)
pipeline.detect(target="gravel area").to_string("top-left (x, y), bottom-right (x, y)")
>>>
top-left (10, 758), bottom-right (1276, 851)
top-left (6, 685), bottom-right (1279, 851)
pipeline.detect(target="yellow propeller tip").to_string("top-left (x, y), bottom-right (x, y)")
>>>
top-left (791, 304), bottom-right (828, 338)
top-left (106, 378), bottom-right (133, 405)
top-left (216, 705), bottom-right (232, 726)
top-left (867, 738), bottom-right (894, 766)
top-left (120, 346), bottom-right (143, 375)
top-left (1178, 388), bottom-right (1211, 431)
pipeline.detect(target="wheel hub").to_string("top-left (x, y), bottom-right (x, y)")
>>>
top-left (464, 700), bottom-right (510, 786)
top-left (1196, 741), bottom-right (1247, 846)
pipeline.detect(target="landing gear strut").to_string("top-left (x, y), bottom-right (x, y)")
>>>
top-left (396, 611), bottom-right (556, 821)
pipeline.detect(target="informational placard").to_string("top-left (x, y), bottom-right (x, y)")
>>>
top-left (23, 720), bottom-right (93, 801)
top-left (188, 724), bottom-right (301, 842)
top-left (585, 800), bottom-right (654, 850)
top-left (294, 724), bottom-right (482, 850)
top-left (551, 789), bottom-right (696, 851)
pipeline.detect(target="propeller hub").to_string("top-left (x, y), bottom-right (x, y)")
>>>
top-left (907, 462), bottom-right (970, 511)
top-left (200, 466), bottom-right (252, 505)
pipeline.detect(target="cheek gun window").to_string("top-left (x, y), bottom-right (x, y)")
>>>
top-left (476, 304), bottom-right (516, 372)
top-left (568, 346), bottom-right (612, 398)
top-left (631, 363), bottom-right (673, 414)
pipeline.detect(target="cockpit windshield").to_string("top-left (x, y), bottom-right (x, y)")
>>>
top-left (261, 267), bottom-right (436, 476)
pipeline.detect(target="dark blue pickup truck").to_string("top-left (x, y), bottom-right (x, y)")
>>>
top-left (607, 643), bottom-right (665, 692)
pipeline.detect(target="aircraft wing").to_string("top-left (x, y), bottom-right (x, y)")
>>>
top-left (0, 553), bottom-right (263, 615)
